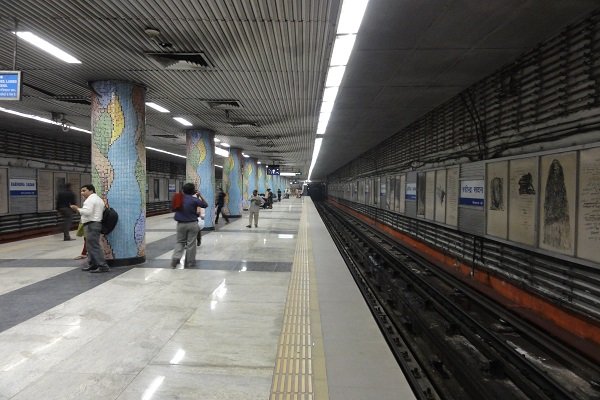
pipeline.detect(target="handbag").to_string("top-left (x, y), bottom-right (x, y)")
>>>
top-left (76, 222), bottom-right (85, 237)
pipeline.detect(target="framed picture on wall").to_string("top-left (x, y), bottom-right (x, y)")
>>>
top-left (539, 152), bottom-right (576, 256)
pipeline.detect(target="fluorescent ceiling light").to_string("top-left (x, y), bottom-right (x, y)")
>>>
top-left (337, 0), bottom-right (370, 34)
top-left (320, 101), bottom-right (334, 114)
top-left (257, 161), bottom-right (262, 164)
top-left (215, 164), bottom-right (223, 168)
top-left (242, 153), bottom-right (249, 158)
top-left (317, 123), bottom-right (327, 135)
top-left (214, 138), bottom-right (221, 142)
top-left (215, 147), bottom-right (229, 157)
top-left (307, 138), bottom-right (323, 181)
top-left (280, 172), bottom-right (297, 176)
top-left (220, 143), bottom-right (230, 147)
top-left (14, 31), bottom-right (81, 63)
top-left (146, 147), bottom-right (186, 158)
top-left (323, 86), bottom-right (339, 103)
top-left (319, 112), bottom-right (331, 125)
top-left (145, 102), bottom-right (169, 113)
top-left (330, 34), bottom-right (357, 66)
top-left (0, 106), bottom-right (91, 133)
top-left (325, 66), bottom-right (346, 87)
top-left (173, 117), bottom-right (192, 126)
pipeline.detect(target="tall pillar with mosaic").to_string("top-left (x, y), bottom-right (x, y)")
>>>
top-left (223, 148), bottom-right (243, 217)
top-left (258, 164), bottom-right (266, 194)
top-left (186, 129), bottom-right (215, 230)
top-left (242, 157), bottom-right (257, 210)
top-left (90, 80), bottom-right (146, 266)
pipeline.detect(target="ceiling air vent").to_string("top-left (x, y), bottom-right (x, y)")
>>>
top-left (146, 52), bottom-right (212, 69)
top-left (204, 100), bottom-right (242, 110)
top-left (54, 95), bottom-right (91, 105)
top-left (153, 134), bottom-right (179, 139)
top-left (229, 121), bottom-right (258, 128)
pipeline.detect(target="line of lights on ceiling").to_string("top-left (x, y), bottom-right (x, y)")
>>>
top-left (307, 0), bottom-right (370, 182)
top-left (10, 32), bottom-right (267, 166)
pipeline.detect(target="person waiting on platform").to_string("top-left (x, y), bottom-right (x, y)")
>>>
top-left (247, 189), bottom-right (264, 228)
top-left (277, 188), bottom-right (282, 202)
top-left (56, 183), bottom-right (76, 241)
top-left (266, 188), bottom-right (273, 209)
top-left (70, 184), bottom-right (110, 273)
top-left (170, 183), bottom-right (208, 269)
top-left (215, 187), bottom-right (230, 224)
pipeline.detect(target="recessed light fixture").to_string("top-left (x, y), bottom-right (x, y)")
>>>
top-left (214, 138), bottom-right (221, 142)
top-left (14, 31), bottom-right (81, 63)
top-left (173, 117), bottom-right (192, 126)
top-left (220, 143), bottom-right (230, 148)
top-left (146, 102), bottom-right (170, 113)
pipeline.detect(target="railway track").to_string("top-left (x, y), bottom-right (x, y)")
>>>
top-left (316, 201), bottom-right (600, 400)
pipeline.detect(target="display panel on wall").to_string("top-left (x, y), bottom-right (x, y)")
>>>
top-left (446, 167), bottom-right (459, 227)
top-left (416, 172), bottom-right (426, 216)
top-left (578, 147), bottom-right (600, 263)
top-left (539, 152), bottom-right (576, 256)
top-left (0, 168), bottom-right (7, 214)
top-left (508, 157), bottom-right (538, 246)
top-left (486, 161), bottom-right (508, 239)
top-left (425, 171), bottom-right (435, 220)
top-left (37, 171), bottom-right (54, 212)
top-left (398, 175), bottom-right (406, 214)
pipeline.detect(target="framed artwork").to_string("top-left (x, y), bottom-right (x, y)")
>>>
top-left (486, 161), bottom-right (508, 239)
top-left (539, 152), bottom-right (576, 255)
top-left (508, 157), bottom-right (538, 246)
top-left (577, 147), bottom-right (600, 263)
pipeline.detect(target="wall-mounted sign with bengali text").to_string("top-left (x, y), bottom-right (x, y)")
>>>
top-left (9, 178), bottom-right (37, 196)
top-left (405, 182), bottom-right (417, 200)
top-left (459, 179), bottom-right (484, 206)
top-left (0, 71), bottom-right (22, 101)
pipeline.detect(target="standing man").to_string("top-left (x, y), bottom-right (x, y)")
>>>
top-left (277, 188), bottom-right (282, 203)
top-left (247, 189), bottom-right (264, 228)
top-left (171, 183), bottom-right (208, 268)
top-left (214, 187), bottom-right (230, 224)
top-left (56, 183), bottom-right (76, 241)
top-left (70, 184), bottom-right (110, 273)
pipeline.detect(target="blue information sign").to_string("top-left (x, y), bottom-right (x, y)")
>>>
top-left (0, 71), bottom-right (21, 101)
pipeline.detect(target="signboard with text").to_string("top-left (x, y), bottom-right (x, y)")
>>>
top-left (9, 178), bottom-right (37, 196)
top-left (459, 179), bottom-right (484, 206)
top-left (0, 71), bottom-right (22, 101)
top-left (405, 182), bottom-right (417, 200)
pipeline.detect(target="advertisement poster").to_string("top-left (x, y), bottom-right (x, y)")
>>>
top-left (539, 152), bottom-right (576, 255)
top-left (577, 147), bottom-right (600, 262)
top-left (508, 157), bottom-right (538, 246)
top-left (486, 161), bottom-right (508, 239)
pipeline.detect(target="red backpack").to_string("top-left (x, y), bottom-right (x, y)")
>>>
top-left (171, 192), bottom-right (184, 211)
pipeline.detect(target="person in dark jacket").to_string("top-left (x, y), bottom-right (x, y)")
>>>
top-left (277, 188), bottom-right (282, 202)
top-left (215, 188), bottom-right (230, 224)
top-left (170, 183), bottom-right (208, 269)
top-left (56, 183), bottom-right (77, 241)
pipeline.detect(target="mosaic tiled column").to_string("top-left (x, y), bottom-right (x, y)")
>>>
top-left (223, 147), bottom-right (243, 217)
top-left (242, 157), bottom-right (257, 210)
top-left (186, 129), bottom-right (215, 230)
top-left (258, 164), bottom-right (266, 194)
top-left (265, 171), bottom-right (273, 193)
top-left (90, 80), bottom-right (146, 266)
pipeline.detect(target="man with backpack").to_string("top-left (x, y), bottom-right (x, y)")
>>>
top-left (70, 184), bottom-right (110, 273)
top-left (170, 182), bottom-right (208, 269)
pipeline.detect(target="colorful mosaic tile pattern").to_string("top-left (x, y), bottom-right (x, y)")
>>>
top-left (90, 81), bottom-right (146, 260)
top-left (186, 130), bottom-right (215, 228)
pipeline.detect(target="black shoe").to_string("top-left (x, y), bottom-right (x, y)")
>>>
top-left (246, 225), bottom-right (251, 228)
top-left (64, 238), bottom-right (75, 241)
top-left (82, 265), bottom-right (98, 271)
top-left (90, 266), bottom-right (110, 273)
top-left (197, 239), bottom-right (201, 246)
top-left (255, 225), bottom-right (258, 228)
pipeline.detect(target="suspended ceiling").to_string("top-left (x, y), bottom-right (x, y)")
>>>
top-left (0, 0), bottom-right (598, 180)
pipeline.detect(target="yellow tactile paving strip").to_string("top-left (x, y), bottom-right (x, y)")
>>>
top-left (270, 203), bottom-right (329, 400)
